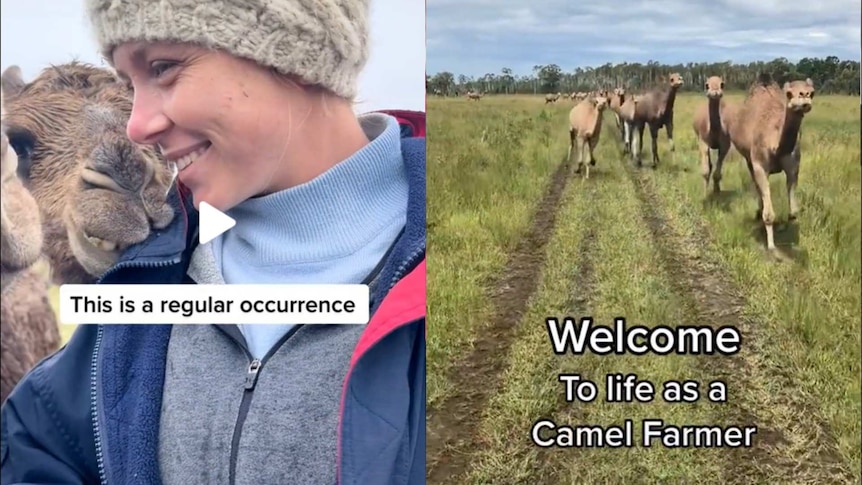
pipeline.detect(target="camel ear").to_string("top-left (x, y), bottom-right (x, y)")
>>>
top-left (720, 81), bottom-right (724, 89)
top-left (1, 66), bottom-right (25, 97)
top-left (805, 78), bottom-right (814, 88)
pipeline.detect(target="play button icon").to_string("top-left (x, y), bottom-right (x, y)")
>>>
top-left (199, 201), bottom-right (236, 245)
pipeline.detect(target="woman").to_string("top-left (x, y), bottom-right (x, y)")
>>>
top-left (0, 1), bottom-right (426, 484)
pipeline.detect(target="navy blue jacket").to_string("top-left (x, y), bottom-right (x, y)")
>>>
top-left (0, 130), bottom-right (426, 485)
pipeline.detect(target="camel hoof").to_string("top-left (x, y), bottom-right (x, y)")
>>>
top-left (590, 160), bottom-right (596, 167)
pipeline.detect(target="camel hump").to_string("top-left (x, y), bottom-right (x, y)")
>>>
top-left (756, 72), bottom-right (773, 86)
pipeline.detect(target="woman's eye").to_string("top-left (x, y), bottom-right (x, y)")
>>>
top-left (149, 62), bottom-right (177, 78)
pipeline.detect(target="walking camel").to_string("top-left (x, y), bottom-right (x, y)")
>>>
top-left (630, 73), bottom-right (684, 168)
top-left (692, 75), bottom-right (736, 194)
top-left (728, 73), bottom-right (815, 251)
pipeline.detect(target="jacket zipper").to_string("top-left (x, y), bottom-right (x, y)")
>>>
top-left (388, 247), bottom-right (424, 293)
top-left (88, 242), bottom-right (423, 484)
top-left (91, 258), bottom-right (181, 485)
top-left (226, 325), bottom-right (302, 485)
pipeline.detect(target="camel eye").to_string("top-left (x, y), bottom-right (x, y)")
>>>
top-left (6, 129), bottom-right (36, 180)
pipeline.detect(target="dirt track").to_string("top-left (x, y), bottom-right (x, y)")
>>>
top-left (427, 155), bottom-right (855, 485)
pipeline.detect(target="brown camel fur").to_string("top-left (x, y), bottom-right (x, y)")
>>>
top-left (467, 91), bottom-right (483, 101)
top-left (630, 72), bottom-right (684, 168)
top-left (729, 74), bottom-right (815, 251)
top-left (1, 62), bottom-right (176, 284)
top-left (1, 84), bottom-right (60, 403)
top-left (567, 91), bottom-right (609, 179)
top-left (692, 76), bottom-right (735, 194)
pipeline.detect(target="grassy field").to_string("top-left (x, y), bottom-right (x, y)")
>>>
top-left (426, 92), bottom-right (861, 484)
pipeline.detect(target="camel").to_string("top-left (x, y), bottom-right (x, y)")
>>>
top-left (567, 91), bottom-right (609, 179)
top-left (1, 62), bottom-right (176, 284)
top-left (545, 92), bottom-right (561, 104)
top-left (608, 87), bottom-right (629, 145)
top-left (630, 73), bottom-right (684, 168)
top-left (692, 76), bottom-right (736, 194)
top-left (609, 90), bottom-right (640, 155)
top-left (467, 91), bottom-right (483, 101)
top-left (728, 74), bottom-right (815, 251)
top-left (1, 83), bottom-right (60, 403)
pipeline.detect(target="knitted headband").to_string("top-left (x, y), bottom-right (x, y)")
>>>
top-left (84, 0), bottom-right (370, 99)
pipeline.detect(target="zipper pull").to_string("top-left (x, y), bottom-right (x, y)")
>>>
top-left (244, 358), bottom-right (262, 390)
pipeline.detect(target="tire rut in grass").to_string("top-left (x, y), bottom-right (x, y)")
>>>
top-left (527, 179), bottom-right (600, 484)
top-left (426, 158), bottom-right (574, 484)
top-left (626, 166), bottom-right (852, 484)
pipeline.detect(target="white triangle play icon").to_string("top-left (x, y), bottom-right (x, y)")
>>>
top-left (199, 201), bottom-right (236, 245)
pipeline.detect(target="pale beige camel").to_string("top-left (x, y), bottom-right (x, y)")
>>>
top-left (545, 92), bottom-right (561, 104)
top-left (567, 91), bottom-right (609, 179)
top-left (728, 74), bottom-right (815, 251)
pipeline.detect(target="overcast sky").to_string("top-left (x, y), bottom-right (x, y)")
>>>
top-left (427, 0), bottom-right (862, 77)
top-left (0, 0), bottom-right (425, 113)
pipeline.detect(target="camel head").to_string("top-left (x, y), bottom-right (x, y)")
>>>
top-left (1, 62), bottom-right (176, 284)
top-left (704, 76), bottom-right (724, 99)
top-left (591, 91), bottom-right (609, 111)
top-left (783, 78), bottom-right (815, 114)
top-left (668, 72), bottom-right (684, 89)
top-left (1, 86), bottom-right (43, 275)
top-left (609, 88), bottom-right (625, 109)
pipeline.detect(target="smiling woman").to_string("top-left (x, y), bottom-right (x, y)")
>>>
top-left (0, 1), bottom-right (426, 484)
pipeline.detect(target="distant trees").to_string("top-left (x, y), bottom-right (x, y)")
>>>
top-left (426, 57), bottom-right (861, 96)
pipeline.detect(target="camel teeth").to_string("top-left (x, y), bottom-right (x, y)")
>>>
top-left (84, 232), bottom-right (117, 252)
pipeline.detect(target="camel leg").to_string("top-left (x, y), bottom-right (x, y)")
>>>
top-left (743, 157), bottom-right (764, 219)
top-left (576, 137), bottom-right (587, 176)
top-left (633, 123), bottom-right (644, 167)
top-left (585, 137), bottom-right (598, 179)
top-left (588, 136), bottom-right (598, 167)
top-left (751, 161), bottom-right (776, 250)
top-left (567, 128), bottom-right (575, 162)
top-left (713, 141), bottom-right (729, 194)
top-left (649, 122), bottom-right (660, 168)
top-left (629, 124), bottom-right (638, 165)
top-left (623, 120), bottom-right (631, 155)
top-left (666, 119), bottom-right (675, 152)
top-left (698, 139), bottom-right (711, 195)
top-left (785, 152), bottom-right (801, 220)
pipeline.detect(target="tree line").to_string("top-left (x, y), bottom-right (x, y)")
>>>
top-left (426, 57), bottom-right (861, 96)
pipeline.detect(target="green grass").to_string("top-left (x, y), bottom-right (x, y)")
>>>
top-left (427, 92), bottom-right (861, 484)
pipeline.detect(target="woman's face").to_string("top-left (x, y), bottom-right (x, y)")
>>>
top-left (112, 42), bottom-right (310, 211)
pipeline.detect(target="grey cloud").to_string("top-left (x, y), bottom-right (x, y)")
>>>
top-left (427, 0), bottom-right (861, 76)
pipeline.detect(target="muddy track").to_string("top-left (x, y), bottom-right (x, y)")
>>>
top-left (532, 182), bottom-right (599, 485)
top-left (426, 157), bottom-right (574, 484)
top-left (625, 165), bottom-right (853, 484)
top-left (527, 145), bottom-right (645, 483)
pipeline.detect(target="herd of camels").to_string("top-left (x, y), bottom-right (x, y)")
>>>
top-left (0, 62), bottom-right (815, 404)
top-left (562, 70), bottom-right (813, 252)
